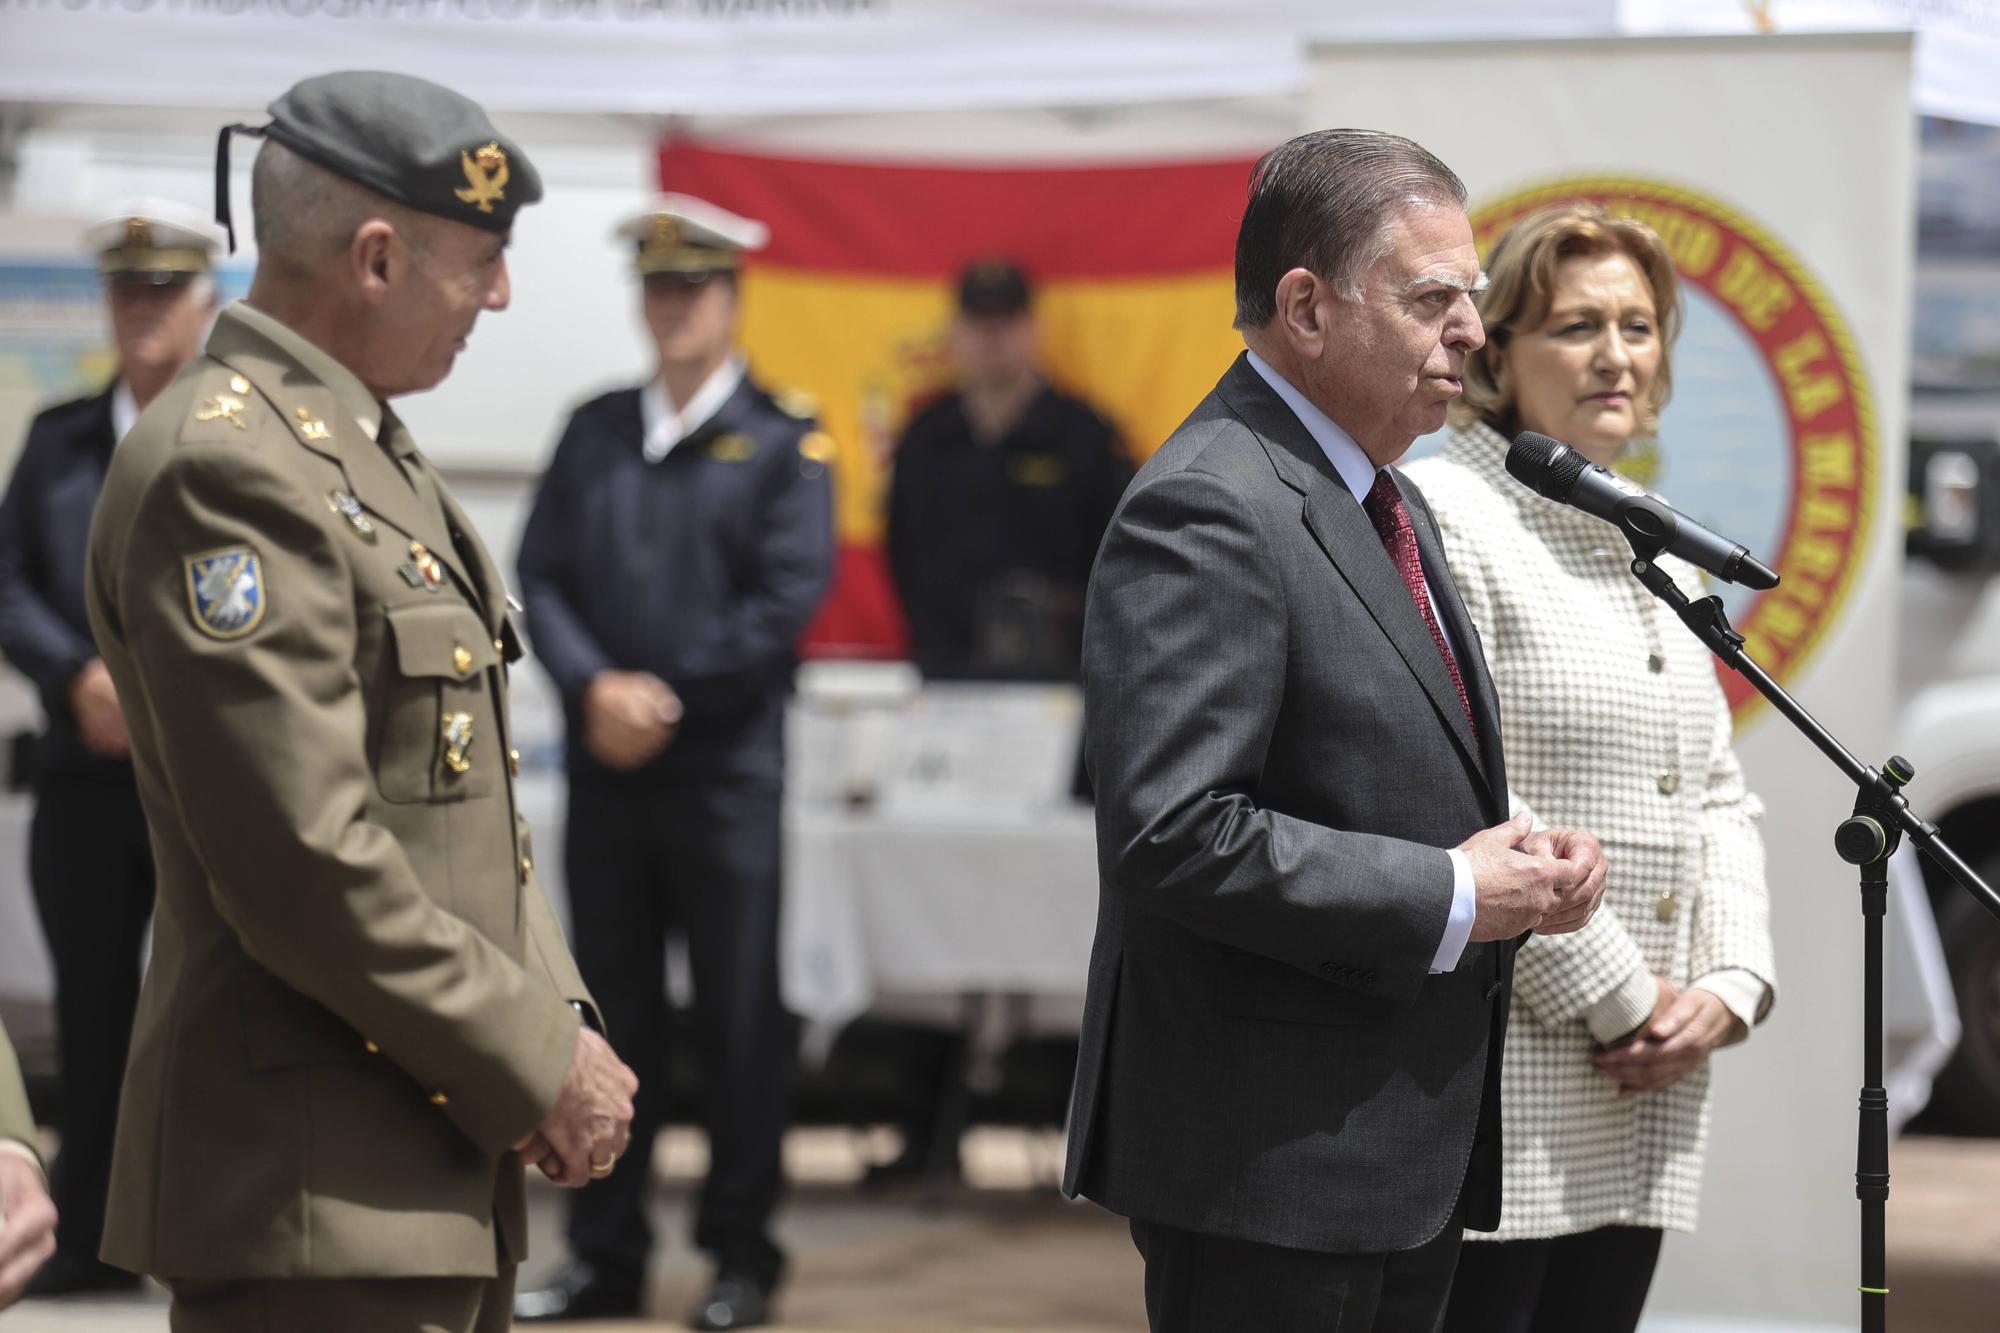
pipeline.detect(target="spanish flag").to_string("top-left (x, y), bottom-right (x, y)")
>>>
top-left (658, 140), bottom-right (1259, 657)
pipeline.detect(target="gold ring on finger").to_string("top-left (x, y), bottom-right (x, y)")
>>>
top-left (590, 1154), bottom-right (618, 1175)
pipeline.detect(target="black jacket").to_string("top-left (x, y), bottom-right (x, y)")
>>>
top-left (0, 385), bottom-right (129, 783)
top-left (517, 375), bottom-right (834, 786)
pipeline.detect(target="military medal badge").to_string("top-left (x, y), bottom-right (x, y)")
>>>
top-left (325, 490), bottom-right (376, 540)
top-left (442, 712), bottom-right (475, 774)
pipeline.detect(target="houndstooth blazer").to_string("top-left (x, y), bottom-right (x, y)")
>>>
top-left (1404, 421), bottom-right (1777, 1240)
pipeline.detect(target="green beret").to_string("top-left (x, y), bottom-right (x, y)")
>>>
top-left (215, 70), bottom-right (542, 251)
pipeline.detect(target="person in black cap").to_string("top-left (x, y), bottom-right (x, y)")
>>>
top-left (512, 194), bottom-right (833, 1330)
top-left (0, 198), bottom-right (219, 1299)
top-left (81, 71), bottom-right (633, 1333)
top-left (870, 260), bottom-right (1131, 1185)
top-left (886, 257), bottom-right (1132, 682)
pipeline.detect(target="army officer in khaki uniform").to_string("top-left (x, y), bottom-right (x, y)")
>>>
top-left (84, 71), bottom-right (636, 1332)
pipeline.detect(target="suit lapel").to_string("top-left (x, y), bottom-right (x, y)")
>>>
top-left (1218, 355), bottom-right (1490, 796)
top-left (1405, 483), bottom-right (1508, 804)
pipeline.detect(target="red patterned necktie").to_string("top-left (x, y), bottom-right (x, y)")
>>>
top-left (1362, 470), bottom-right (1479, 748)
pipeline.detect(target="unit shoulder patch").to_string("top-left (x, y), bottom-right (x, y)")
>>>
top-left (183, 546), bottom-right (267, 640)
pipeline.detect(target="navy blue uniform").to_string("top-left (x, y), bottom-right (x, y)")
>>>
top-left (517, 373), bottom-right (832, 1290)
top-left (0, 384), bottom-right (155, 1270)
top-left (886, 385), bottom-right (1131, 680)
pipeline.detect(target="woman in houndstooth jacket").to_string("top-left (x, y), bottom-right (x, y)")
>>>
top-left (1406, 205), bottom-right (1776, 1333)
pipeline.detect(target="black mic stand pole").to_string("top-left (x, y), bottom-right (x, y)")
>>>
top-left (1619, 534), bottom-right (2000, 1333)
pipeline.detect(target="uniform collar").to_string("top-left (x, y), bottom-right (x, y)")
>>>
top-left (221, 301), bottom-right (382, 443)
top-left (641, 355), bottom-right (746, 463)
top-left (1245, 349), bottom-right (1380, 504)
top-left (111, 378), bottom-right (138, 444)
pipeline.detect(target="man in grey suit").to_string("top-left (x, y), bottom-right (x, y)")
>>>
top-left (1063, 129), bottom-right (1610, 1332)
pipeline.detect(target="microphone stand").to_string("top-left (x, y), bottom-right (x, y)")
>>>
top-left (1622, 534), bottom-right (2000, 1333)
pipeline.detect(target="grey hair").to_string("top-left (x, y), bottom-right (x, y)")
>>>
top-left (250, 138), bottom-right (431, 281)
top-left (1232, 128), bottom-right (1467, 328)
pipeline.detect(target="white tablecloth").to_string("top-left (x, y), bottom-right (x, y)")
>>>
top-left (780, 804), bottom-right (1099, 1035)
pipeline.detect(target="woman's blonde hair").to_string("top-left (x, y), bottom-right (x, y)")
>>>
top-left (1454, 203), bottom-right (1682, 438)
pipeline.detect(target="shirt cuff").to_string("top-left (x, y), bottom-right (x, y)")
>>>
top-left (1431, 849), bottom-right (1478, 973)
top-left (0, 1137), bottom-right (45, 1188)
top-left (1691, 969), bottom-right (1771, 1032)
top-left (1586, 965), bottom-right (1661, 1045)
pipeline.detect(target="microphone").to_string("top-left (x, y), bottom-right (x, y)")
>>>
top-left (1505, 431), bottom-right (1779, 591)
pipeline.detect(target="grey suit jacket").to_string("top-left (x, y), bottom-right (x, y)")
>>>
top-left (1063, 353), bottom-right (1517, 1254)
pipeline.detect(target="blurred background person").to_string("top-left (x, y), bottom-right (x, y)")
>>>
top-left (0, 1017), bottom-right (57, 1309)
top-left (886, 257), bottom-right (1131, 683)
top-left (515, 195), bottom-right (834, 1330)
top-left (0, 200), bottom-right (218, 1298)
top-left (1404, 204), bottom-right (1777, 1333)
top-left (871, 257), bottom-right (1131, 1186)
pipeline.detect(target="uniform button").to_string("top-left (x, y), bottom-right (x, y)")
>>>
top-left (363, 1039), bottom-right (380, 1054)
top-left (1361, 971), bottom-right (1377, 985)
top-left (508, 747), bottom-right (522, 777)
top-left (1486, 982), bottom-right (1503, 1000)
top-left (452, 645), bottom-right (473, 675)
top-left (493, 638), bottom-right (505, 653)
top-left (429, 1090), bottom-right (449, 1106)
top-left (228, 374), bottom-right (251, 394)
top-left (1317, 961), bottom-right (1339, 976)
top-left (1657, 771), bottom-right (1681, 795)
top-left (1647, 653), bottom-right (1665, 674)
top-left (520, 855), bottom-right (533, 883)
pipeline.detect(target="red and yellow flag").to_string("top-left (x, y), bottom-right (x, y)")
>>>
top-left (659, 140), bottom-right (1259, 656)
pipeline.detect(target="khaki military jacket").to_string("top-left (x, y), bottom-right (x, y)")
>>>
top-left (86, 302), bottom-right (596, 1280)
top-left (0, 1022), bottom-right (40, 1177)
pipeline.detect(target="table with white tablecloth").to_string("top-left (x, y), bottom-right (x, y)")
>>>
top-left (781, 803), bottom-right (1098, 1054)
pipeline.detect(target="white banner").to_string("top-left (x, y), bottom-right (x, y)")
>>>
top-left (1, 0), bottom-right (1991, 123)
top-left (1309, 31), bottom-right (1914, 1328)
top-left (0, 0), bottom-right (1304, 115)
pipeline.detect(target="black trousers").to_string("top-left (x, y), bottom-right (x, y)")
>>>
top-left (562, 776), bottom-right (791, 1287)
top-left (1439, 1226), bottom-right (1664, 1333)
top-left (1129, 1205), bottom-right (1465, 1333)
top-left (28, 775), bottom-right (155, 1266)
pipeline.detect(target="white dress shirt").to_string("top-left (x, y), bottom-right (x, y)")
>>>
top-left (1245, 350), bottom-right (1477, 974)
top-left (640, 356), bottom-right (748, 464)
top-left (111, 379), bottom-right (138, 445)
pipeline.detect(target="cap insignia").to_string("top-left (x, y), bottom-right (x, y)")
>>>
top-left (455, 142), bottom-right (510, 215)
top-left (124, 218), bottom-right (154, 249)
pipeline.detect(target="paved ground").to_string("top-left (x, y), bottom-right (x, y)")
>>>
top-left (7, 1129), bottom-right (1997, 1331)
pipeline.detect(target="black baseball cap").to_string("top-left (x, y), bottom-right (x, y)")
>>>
top-left (956, 258), bottom-right (1033, 316)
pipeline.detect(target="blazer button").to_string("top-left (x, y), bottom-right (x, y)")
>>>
top-left (363, 1039), bottom-right (380, 1054)
top-left (1486, 981), bottom-right (1503, 1000)
top-left (429, 1090), bottom-right (449, 1107)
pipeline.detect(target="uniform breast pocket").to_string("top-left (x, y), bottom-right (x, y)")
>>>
top-left (377, 603), bottom-right (501, 804)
